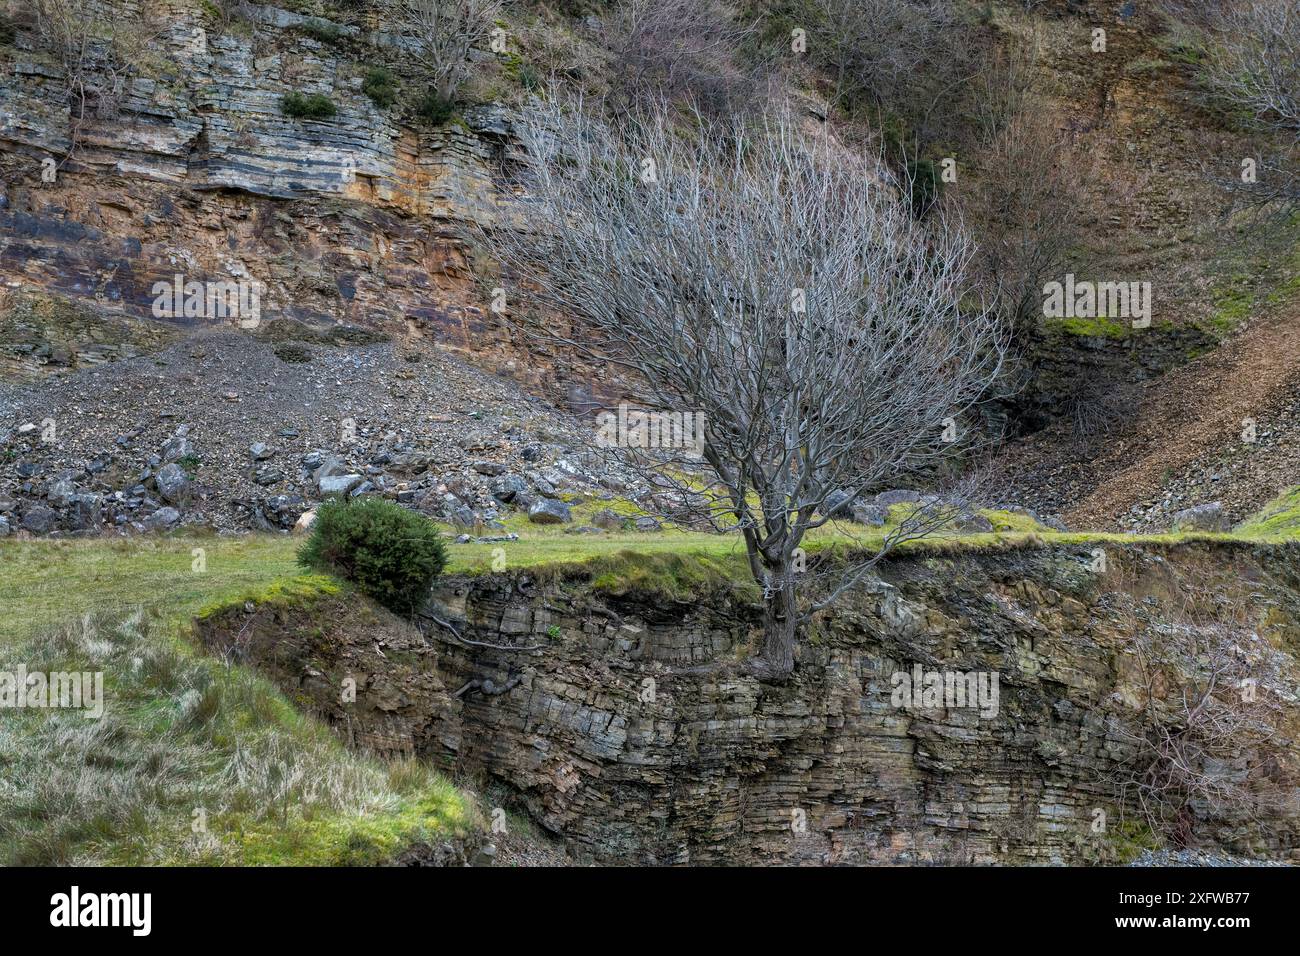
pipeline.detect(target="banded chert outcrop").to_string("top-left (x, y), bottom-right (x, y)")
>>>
top-left (201, 542), bottom-right (1300, 865)
top-left (0, 1), bottom-right (601, 400)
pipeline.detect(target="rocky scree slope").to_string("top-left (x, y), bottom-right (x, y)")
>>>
top-left (0, 320), bottom-right (652, 536)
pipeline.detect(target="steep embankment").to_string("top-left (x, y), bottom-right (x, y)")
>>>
top-left (201, 541), bottom-right (1300, 865)
top-left (1068, 298), bottom-right (1300, 530)
top-left (987, 1), bottom-right (1300, 529)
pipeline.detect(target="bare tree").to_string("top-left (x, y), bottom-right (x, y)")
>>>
top-left (600, 0), bottom-right (767, 116)
top-left (478, 98), bottom-right (1006, 678)
top-left (390, 0), bottom-right (504, 105)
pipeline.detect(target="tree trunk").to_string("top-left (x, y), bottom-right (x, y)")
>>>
top-left (758, 579), bottom-right (797, 679)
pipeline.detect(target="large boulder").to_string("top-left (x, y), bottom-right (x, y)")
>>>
top-left (21, 505), bottom-right (57, 534)
top-left (67, 494), bottom-right (103, 532)
top-left (319, 474), bottom-right (364, 496)
top-left (265, 494), bottom-right (308, 528)
top-left (253, 465), bottom-right (286, 486)
top-left (46, 475), bottom-right (78, 508)
top-left (949, 512), bottom-right (994, 534)
top-left (143, 507), bottom-right (181, 532)
top-left (528, 498), bottom-right (572, 524)
top-left (875, 489), bottom-right (922, 508)
top-left (491, 474), bottom-right (529, 504)
top-left (1172, 501), bottom-right (1230, 533)
top-left (155, 463), bottom-right (191, 504)
top-left (823, 489), bottom-right (856, 518)
top-left (851, 502), bottom-right (888, 527)
top-left (438, 493), bottom-right (477, 528)
top-left (388, 451), bottom-right (435, 475)
top-left (160, 435), bottom-right (193, 463)
top-left (592, 508), bottom-right (626, 531)
top-left (313, 455), bottom-right (351, 483)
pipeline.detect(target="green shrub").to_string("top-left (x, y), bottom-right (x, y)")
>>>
top-left (414, 90), bottom-right (455, 126)
top-left (0, 15), bottom-right (15, 47)
top-left (281, 91), bottom-right (338, 120)
top-left (298, 498), bottom-right (447, 615)
top-left (362, 66), bottom-right (399, 109)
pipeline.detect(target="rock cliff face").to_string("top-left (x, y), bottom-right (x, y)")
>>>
top-left (0, 1), bottom-right (609, 403)
top-left (200, 542), bottom-right (1300, 865)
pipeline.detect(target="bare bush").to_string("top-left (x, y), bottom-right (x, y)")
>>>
top-left (968, 28), bottom-right (1041, 146)
top-left (1061, 370), bottom-right (1136, 448)
top-left (207, 0), bottom-right (254, 27)
top-left (477, 97), bottom-right (1006, 677)
top-left (390, 0), bottom-right (504, 105)
top-left (793, 0), bottom-right (970, 128)
top-left (32, 0), bottom-right (159, 160)
top-left (969, 107), bottom-right (1096, 344)
top-left (1193, 1), bottom-right (1300, 136)
top-left (1163, 0), bottom-right (1300, 205)
top-left (600, 0), bottom-right (767, 116)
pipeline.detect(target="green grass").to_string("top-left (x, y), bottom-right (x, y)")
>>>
top-left (0, 534), bottom-right (302, 643)
top-left (1202, 217), bottom-right (1300, 337)
top-left (0, 610), bottom-right (476, 865)
top-left (3, 500), bottom-right (1294, 865)
top-left (1208, 275), bottom-right (1255, 335)
top-left (5, 506), bottom-right (1279, 643)
top-left (1235, 486), bottom-right (1300, 539)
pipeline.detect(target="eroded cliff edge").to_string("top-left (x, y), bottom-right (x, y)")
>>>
top-left (200, 541), bottom-right (1300, 865)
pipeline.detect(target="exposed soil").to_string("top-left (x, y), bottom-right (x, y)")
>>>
top-left (992, 294), bottom-right (1300, 530)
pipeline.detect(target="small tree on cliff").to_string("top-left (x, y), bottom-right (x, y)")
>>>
top-left (392, 0), bottom-right (504, 108)
top-left (482, 99), bottom-right (1006, 678)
